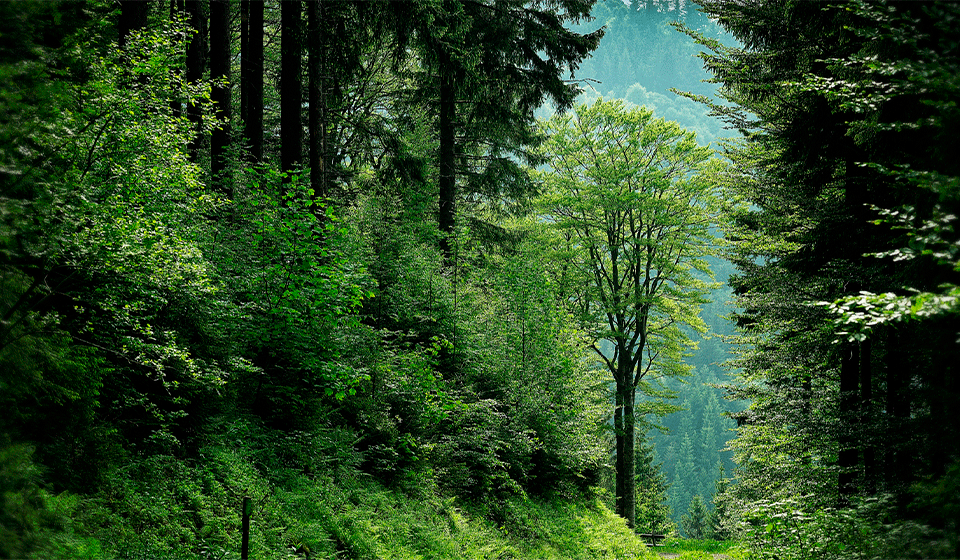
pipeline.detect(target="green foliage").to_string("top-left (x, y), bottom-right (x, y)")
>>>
top-left (658, 537), bottom-right (745, 556)
top-left (0, 443), bottom-right (104, 560)
top-left (534, 97), bottom-right (721, 402)
top-left (680, 495), bottom-right (710, 539)
top-left (741, 495), bottom-right (958, 560)
top-left (533, 97), bottom-right (722, 525)
top-left (634, 436), bottom-right (674, 535)
top-left (53, 436), bottom-right (656, 560)
top-left (707, 462), bottom-right (736, 541)
top-left (683, 4), bottom-right (960, 553)
top-left (0, 1), bottom-right (733, 558)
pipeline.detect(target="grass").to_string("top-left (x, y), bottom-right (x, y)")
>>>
top-left (33, 439), bottom-right (661, 560)
top-left (654, 538), bottom-right (748, 559)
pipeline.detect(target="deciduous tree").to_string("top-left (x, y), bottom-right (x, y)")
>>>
top-left (534, 99), bottom-right (720, 527)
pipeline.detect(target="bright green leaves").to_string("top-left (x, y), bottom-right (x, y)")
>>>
top-left (530, 98), bottom-right (723, 525)
top-left (533, 98), bottom-right (721, 387)
top-left (226, 169), bottom-right (371, 407)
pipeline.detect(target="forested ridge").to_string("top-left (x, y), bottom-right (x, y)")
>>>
top-left (1, 1), bottom-right (958, 559)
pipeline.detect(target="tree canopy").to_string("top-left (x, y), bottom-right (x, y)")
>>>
top-left (532, 98), bottom-right (721, 528)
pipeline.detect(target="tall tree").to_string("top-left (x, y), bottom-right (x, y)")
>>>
top-left (184, 0), bottom-right (207, 162)
top-left (209, 0), bottom-right (231, 189)
top-left (240, 0), bottom-right (263, 162)
top-left (280, 0), bottom-right (302, 181)
top-left (307, 0), bottom-right (326, 200)
top-left (408, 0), bottom-right (603, 263)
top-left (534, 99), bottom-right (720, 527)
top-left (118, 0), bottom-right (150, 48)
top-left (683, 0), bottom-right (960, 552)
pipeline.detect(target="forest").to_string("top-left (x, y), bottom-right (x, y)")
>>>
top-left (1, 0), bottom-right (958, 559)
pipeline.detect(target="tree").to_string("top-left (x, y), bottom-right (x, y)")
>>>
top-left (681, 0), bottom-right (960, 554)
top-left (239, 0), bottom-right (263, 162)
top-left (635, 435), bottom-right (674, 535)
top-left (280, 0), bottom-right (302, 180)
top-left (708, 461), bottom-right (734, 540)
top-left (183, 0), bottom-right (207, 162)
top-left (681, 495), bottom-right (709, 539)
top-left (534, 98), bottom-right (721, 527)
top-left (405, 0), bottom-right (603, 263)
top-left (209, 0), bottom-right (231, 189)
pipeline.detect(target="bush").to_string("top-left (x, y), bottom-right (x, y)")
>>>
top-left (742, 495), bottom-right (957, 560)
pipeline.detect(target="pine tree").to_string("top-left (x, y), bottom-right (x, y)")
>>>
top-left (635, 435), bottom-right (674, 535)
top-left (680, 495), bottom-right (709, 539)
top-left (708, 461), bottom-right (733, 540)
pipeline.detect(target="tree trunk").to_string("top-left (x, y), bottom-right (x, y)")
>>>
top-left (860, 338), bottom-right (875, 493)
top-left (438, 53), bottom-right (456, 264)
top-left (614, 345), bottom-right (637, 528)
top-left (170, 0), bottom-right (186, 118)
top-left (884, 327), bottom-right (911, 493)
top-left (239, 0), bottom-right (248, 128)
top-left (307, 0), bottom-right (327, 201)
top-left (280, 0), bottom-right (302, 184)
top-left (185, 0), bottom-right (207, 162)
top-left (622, 380), bottom-right (636, 528)
top-left (614, 378), bottom-right (625, 518)
top-left (241, 0), bottom-right (263, 163)
top-left (838, 340), bottom-right (860, 503)
top-left (209, 0), bottom-right (231, 192)
top-left (118, 0), bottom-right (150, 49)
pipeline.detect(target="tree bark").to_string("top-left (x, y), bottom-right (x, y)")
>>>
top-left (884, 327), bottom-right (911, 493)
top-left (239, 0), bottom-right (248, 126)
top-left (614, 379), bottom-right (625, 518)
top-left (185, 0), bottom-right (207, 163)
top-left (438, 53), bottom-right (456, 264)
top-left (118, 0), bottom-right (150, 49)
top-left (170, 0), bottom-right (186, 118)
top-left (280, 0), bottom-right (302, 184)
top-left (209, 0), bottom-right (231, 192)
top-left (838, 341), bottom-right (860, 503)
top-left (307, 0), bottom-right (327, 201)
top-left (241, 0), bottom-right (263, 163)
top-left (622, 379), bottom-right (636, 528)
top-left (613, 346), bottom-right (637, 528)
top-left (860, 338), bottom-right (875, 493)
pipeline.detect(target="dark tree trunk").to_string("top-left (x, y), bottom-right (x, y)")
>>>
top-left (241, 0), bottom-right (263, 163)
top-left (438, 54), bottom-right (456, 264)
top-left (209, 0), bottom-right (231, 192)
top-left (884, 327), bottom-right (911, 493)
top-left (118, 0), bottom-right (150, 49)
top-left (239, 0), bottom-right (248, 128)
top-left (622, 379), bottom-right (636, 528)
top-left (170, 0), bottom-right (185, 118)
top-left (614, 380), bottom-right (625, 518)
top-left (612, 346), bottom-right (637, 528)
top-left (860, 338), bottom-right (876, 493)
top-left (307, 0), bottom-right (327, 201)
top-left (838, 341), bottom-right (860, 502)
top-left (280, 0), bottom-right (302, 184)
top-left (185, 0), bottom-right (207, 162)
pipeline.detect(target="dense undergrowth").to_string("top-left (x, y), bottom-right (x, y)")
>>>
top-left (3, 438), bottom-right (654, 560)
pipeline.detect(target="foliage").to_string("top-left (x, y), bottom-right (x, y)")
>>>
top-left (533, 97), bottom-right (722, 525)
top-left (680, 495), bottom-right (710, 539)
top-left (741, 494), bottom-right (958, 560)
top-left (658, 537), bottom-right (745, 556)
top-left (634, 435), bottom-right (674, 535)
top-left (0, 0), bottom-right (736, 557)
top-left (682, 3), bottom-right (960, 551)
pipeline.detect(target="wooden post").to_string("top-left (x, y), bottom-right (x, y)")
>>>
top-left (241, 496), bottom-right (252, 560)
